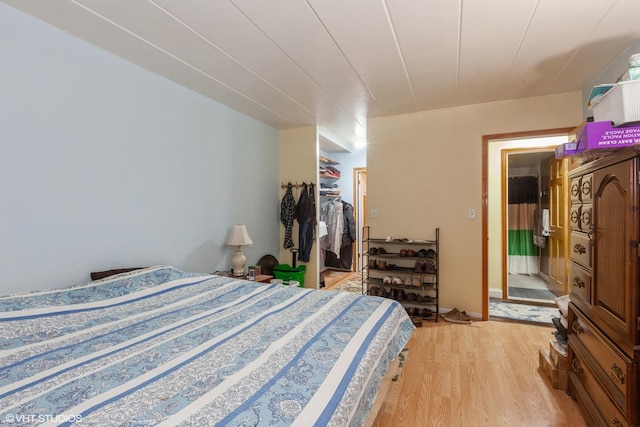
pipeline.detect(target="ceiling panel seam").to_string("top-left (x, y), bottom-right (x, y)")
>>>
top-left (228, 0), bottom-right (367, 130)
top-left (455, 0), bottom-right (463, 105)
top-left (499, 0), bottom-right (540, 100)
top-left (148, 0), bottom-right (318, 119)
top-left (68, 0), bottom-right (293, 123)
top-left (382, 0), bottom-right (418, 111)
top-left (304, 0), bottom-right (378, 106)
top-left (543, 0), bottom-right (617, 94)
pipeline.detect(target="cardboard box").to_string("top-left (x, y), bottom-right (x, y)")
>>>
top-left (554, 141), bottom-right (579, 159)
top-left (592, 79), bottom-right (640, 126)
top-left (549, 340), bottom-right (568, 370)
top-left (575, 121), bottom-right (640, 156)
top-left (538, 348), bottom-right (568, 390)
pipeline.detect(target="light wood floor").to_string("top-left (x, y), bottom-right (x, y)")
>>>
top-left (372, 320), bottom-right (586, 427)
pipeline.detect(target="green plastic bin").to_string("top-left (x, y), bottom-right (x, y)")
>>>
top-left (272, 264), bottom-right (306, 287)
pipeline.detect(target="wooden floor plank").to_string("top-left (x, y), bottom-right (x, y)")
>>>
top-left (373, 320), bottom-right (586, 427)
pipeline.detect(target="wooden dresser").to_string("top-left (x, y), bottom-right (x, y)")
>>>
top-left (567, 147), bottom-right (640, 426)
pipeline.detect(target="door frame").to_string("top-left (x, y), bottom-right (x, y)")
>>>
top-left (482, 127), bottom-right (574, 320)
top-left (353, 167), bottom-right (366, 271)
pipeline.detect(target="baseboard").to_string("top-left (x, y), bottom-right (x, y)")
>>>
top-left (489, 288), bottom-right (503, 299)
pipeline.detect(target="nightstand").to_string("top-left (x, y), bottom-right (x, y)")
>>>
top-left (253, 274), bottom-right (274, 283)
top-left (213, 271), bottom-right (273, 283)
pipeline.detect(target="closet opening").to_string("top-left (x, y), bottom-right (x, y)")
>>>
top-left (317, 134), bottom-right (366, 289)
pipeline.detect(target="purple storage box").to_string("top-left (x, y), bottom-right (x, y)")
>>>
top-left (576, 121), bottom-right (640, 155)
top-left (554, 141), bottom-right (579, 159)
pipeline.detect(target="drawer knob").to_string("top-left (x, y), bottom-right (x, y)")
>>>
top-left (571, 358), bottom-right (583, 374)
top-left (573, 243), bottom-right (586, 255)
top-left (610, 364), bottom-right (625, 384)
top-left (571, 321), bottom-right (584, 335)
top-left (612, 418), bottom-right (623, 427)
top-left (572, 276), bottom-right (585, 289)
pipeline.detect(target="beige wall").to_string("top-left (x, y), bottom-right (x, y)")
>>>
top-left (279, 127), bottom-right (319, 288)
top-left (367, 91), bottom-right (583, 316)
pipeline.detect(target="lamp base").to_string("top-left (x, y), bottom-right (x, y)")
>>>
top-left (231, 248), bottom-right (246, 277)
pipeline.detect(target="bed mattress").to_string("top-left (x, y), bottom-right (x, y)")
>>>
top-left (0, 266), bottom-right (413, 426)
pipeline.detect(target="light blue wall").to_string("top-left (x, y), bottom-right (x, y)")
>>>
top-left (0, 4), bottom-right (280, 295)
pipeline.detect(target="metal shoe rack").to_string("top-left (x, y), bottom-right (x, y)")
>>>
top-left (362, 226), bottom-right (439, 322)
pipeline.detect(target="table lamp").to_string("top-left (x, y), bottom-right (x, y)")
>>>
top-left (225, 224), bottom-right (253, 276)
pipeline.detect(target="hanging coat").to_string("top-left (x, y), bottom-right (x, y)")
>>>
top-left (280, 183), bottom-right (296, 249)
top-left (295, 183), bottom-right (317, 262)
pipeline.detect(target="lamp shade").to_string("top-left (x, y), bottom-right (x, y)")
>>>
top-left (225, 224), bottom-right (253, 247)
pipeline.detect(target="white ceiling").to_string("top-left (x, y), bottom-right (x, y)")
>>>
top-left (4, 0), bottom-right (640, 149)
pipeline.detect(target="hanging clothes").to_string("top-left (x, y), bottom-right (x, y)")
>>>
top-left (324, 200), bottom-right (356, 269)
top-left (280, 183), bottom-right (296, 249)
top-left (295, 182), bottom-right (316, 262)
top-left (533, 208), bottom-right (550, 248)
top-left (341, 201), bottom-right (356, 249)
top-left (320, 198), bottom-right (344, 258)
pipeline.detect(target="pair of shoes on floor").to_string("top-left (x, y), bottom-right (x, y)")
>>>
top-left (441, 307), bottom-right (472, 324)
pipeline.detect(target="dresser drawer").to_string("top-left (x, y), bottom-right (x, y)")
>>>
top-left (569, 204), bottom-right (593, 232)
top-left (570, 178), bottom-right (582, 203)
top-left (569, 344), bottom-right (630, 427)
top-left (570, 231), bottom-right (592, 269)
top-left (569, 306), bottom-right (633, 416)
top-left (570, 174), bottom-right (593, 203)
top-left (580, 174), bottom-right (593, 202)
top-left (570, 262), bottom-right (591, 307)
top-left (569, 204), bottom-right (581, 231)
top-left (579, 203), bottom-right (592, 232)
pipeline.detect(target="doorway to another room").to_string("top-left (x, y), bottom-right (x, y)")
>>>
top-left (482, 129), bottom-right (573, 321)
top-left (504, 150), bottom-right (557, 304)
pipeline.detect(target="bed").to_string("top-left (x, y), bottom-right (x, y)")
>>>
top-left (0, 266), bottom-right (414, 426)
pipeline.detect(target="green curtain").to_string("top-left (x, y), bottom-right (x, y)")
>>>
top-left (508, 176), bottom-right (539, 274)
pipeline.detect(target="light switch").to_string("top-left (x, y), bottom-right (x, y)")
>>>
top-left (468, 208), bottom-right (476, 220)
top-left (370, 208), bottom-right (378, 219)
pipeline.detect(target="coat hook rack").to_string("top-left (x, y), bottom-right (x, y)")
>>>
top-left (280, 181), bottom-right (314, 189)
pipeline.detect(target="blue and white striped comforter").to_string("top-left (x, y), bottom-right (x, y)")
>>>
top-left (0, 266), bottom-right (414, 426)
